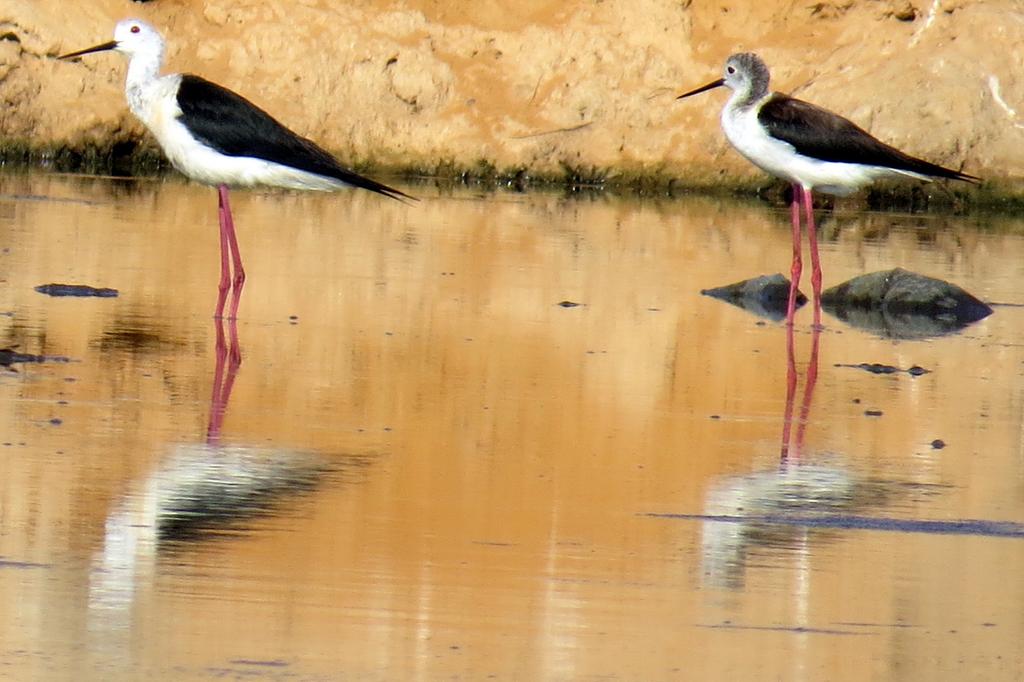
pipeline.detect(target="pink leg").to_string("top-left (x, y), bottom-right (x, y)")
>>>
top-left (214, 190), bottom-right (231, 319)
top-left (802, 186), bottom-right (823, 329)
top-left (785, 183), bottom-right (803, 326)
top-left (215, 185), bottom-right (246, 320)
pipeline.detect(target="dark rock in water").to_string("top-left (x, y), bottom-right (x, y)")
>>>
top-left (35, 283), bottom-right (119, 298)
top-left (822, 268), bottom-right (991, 318)
top-left (701, 274), bottom-right (806, 321)
top-left (821, 268), bottom-right (992, 339)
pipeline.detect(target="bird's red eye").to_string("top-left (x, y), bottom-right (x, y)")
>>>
top-left (130, 25), bottom-right (140, 33)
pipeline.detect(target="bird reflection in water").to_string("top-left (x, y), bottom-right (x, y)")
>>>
top-left (154, 318), bottom-right (335, 547)
top-left (699, 325), bottom-right (868, 590)
top-left (87, 318), bottom-right (332, 628)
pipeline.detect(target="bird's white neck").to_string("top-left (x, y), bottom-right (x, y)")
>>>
top-left (124, 45), bottom-right (164, 121)
top-left (727, 83), bottom-right (766, 113)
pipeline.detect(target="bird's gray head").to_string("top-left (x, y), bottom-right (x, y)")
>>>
top-left (59, 19), bottom-right (164, 61)
top-left (677, 52), bottom-right (771, 106)
top-left (723, 53), bottom-right (770, 99)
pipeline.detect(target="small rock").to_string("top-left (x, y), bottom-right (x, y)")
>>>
top-left (701, 273), bottom-right (806, 321)
top-left (892, 2), bottom-right (917, 21)
top-left (822, 268), bottom-right (992, 339)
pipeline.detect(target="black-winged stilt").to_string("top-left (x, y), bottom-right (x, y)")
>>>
top-left (678, 53), bottom-right (978, 327)
top-left (60, 19), bottom-right (415, 320)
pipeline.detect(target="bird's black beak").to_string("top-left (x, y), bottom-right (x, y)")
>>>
top-left (58, 40), bottom-right (118, 60)
top-left (677, 77), bottom-right (725, 99)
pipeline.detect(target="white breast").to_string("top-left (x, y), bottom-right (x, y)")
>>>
top-left (130, 75), bottom-right (347, 190)
top-left (720, 97), bottom-right (922, 196)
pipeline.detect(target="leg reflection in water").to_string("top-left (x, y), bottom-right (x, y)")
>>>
top-left (780, 323), bottom-right (822, 462)
top-left (206, 316), bottom-right (242, 444)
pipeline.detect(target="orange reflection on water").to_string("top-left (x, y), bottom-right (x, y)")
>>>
top-left (0, 172), bottom-right (1023, 679)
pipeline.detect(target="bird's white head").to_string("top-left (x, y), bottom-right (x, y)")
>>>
top-left (678, 52), bottom-right (771, 107)
top-left (59, 19), bottom-right (164, 63)
top-left (112, 20), bottom-right (165, 58)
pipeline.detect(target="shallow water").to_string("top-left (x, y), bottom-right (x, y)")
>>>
top-left (1, 171), bottom-right (1023, 680)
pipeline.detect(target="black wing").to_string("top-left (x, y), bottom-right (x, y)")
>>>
top-left (758, 93), bottom-right (978, 183)
top-left (176, 75), bottom-right (415, 201)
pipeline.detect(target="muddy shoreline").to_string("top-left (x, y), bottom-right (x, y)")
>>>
top-left (3, 147), bottom-right (1011, 215)
top-left (3, 1), bottom-right (1021, 206)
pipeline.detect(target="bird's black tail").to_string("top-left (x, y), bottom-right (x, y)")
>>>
top-left (329, 167), bottom-right (419, 203)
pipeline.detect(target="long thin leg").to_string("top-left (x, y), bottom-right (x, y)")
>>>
top-left (214, 189), bottom-right (232, 319)
top-left (215, 185), bottom-right (246, 320)
top-left (802, 186), bottom-right (822, 329)
top-left (785, 183), bottom-right (803, 326)
top-left (221, 186), bottom-right (246, 320)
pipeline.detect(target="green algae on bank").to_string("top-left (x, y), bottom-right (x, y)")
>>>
top-left (1, 139), bottom-right (1016, 211)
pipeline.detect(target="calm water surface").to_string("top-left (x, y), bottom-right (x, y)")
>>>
top-left (1, 171), bottom-right (1023, 680)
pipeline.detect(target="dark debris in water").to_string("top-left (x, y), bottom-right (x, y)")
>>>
top-left (0, 193), bottom-right (101, 206)
top-left (0, 558), bottom-right (52, 569)
top-left (35, 283), bottom-right (119, 298)
top-left (93, 323), bottom-right (180, 355)
top-left (228, 659), bottom-right (290, 668)
top-left (697, 622), bottom-right (869, 636)
top-left (836, 362), bottom-right (931, 376)
top-left (557, 300), bottom-right (583, 308)
top-left (0, 347), bottom-right (71, 371)
top-left (648, 512), bottom-right (1024, 538)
